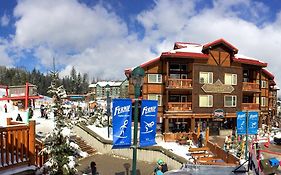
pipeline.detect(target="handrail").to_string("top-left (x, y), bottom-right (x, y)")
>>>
top-left (167, 78), bottom-right (192, 88)
top-left (0, 119), bottom-right (37, 172)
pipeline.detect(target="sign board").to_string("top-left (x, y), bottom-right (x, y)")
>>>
top-left (201, 79), bottom-right (234, 93)
top-left (248, 111), bottom-right (259, 135)
top-left (236, 111), bottom-right (246, 135)
top-left (236, 111), bottom-right (259, 135)
top-left (213, 109), bottom-right (224, 119)
top-left (139, 100), bottom-right (157, 147)
top-left (112, 99), bottom-right (132, 149)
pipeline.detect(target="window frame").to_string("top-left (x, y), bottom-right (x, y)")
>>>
top-left (199, 72), bottom-right (213, 84)
top-left (148, 74), bottom-right (162, 83)
top-left (224, 73), bottom-right (237, 85)
top-left (224, 95), bottom-right (237, 107)
top-left (148, 94), bottom-right (162, 106)
top-left (199, 95), bottom-right (213, 107)
top-left (261, 80), bottom-right (267, 88)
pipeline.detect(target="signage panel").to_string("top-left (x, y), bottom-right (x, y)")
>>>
top-left (139, 100), bottom-right (157, 147)
top-left (112, 99), bottom-right (132, 149)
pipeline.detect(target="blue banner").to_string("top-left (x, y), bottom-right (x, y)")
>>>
top-left (112, 99), bottom-right (132, 149)
top-left (139, 100), bottom-right (158, 147)
top-left (237, 111), bottom-right (246, 135)
top-left (248, 111), bottom-right (259, 135)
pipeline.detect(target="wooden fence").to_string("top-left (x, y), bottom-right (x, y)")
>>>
top-left (0, 118), bottom-right (45, 171)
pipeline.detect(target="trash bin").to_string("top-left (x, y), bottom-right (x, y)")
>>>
top-left (260, 159), bottom-right (279, 175)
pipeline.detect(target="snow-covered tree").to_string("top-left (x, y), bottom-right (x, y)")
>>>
top-left (39, 70), bottom-right (86, 175)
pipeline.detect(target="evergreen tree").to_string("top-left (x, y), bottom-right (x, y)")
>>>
top-left (40, 70), bottom-right (86, 175)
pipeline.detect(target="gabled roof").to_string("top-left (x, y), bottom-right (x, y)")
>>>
top-left (202, 38), bottom-right (238, 54)
top-left (262, 69), bottom-right (274, 79)
top-left (124, 39), bottom-right (269, 75)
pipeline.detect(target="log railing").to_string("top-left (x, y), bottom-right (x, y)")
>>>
top-left (167, 102), bottom-right (192, 111)
top-left (242, 82), bottom-right (260, 91)
top-left (0, 118), bottom-right (45, 171)
top-left (167, 78), bottom-right (192, 89)
top-left (241, 103), bottom-right (259, 110)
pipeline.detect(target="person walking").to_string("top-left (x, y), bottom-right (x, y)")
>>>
top-left (4, 104), bottom-right (7, 113)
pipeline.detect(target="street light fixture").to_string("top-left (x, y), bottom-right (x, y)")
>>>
top-left (131, 66), bottom-right (145, 175)
top-left (105, 84), bottom-right (111, 138)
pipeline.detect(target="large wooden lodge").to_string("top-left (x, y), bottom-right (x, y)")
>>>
top-left (125, 38), bottom-right (278, 136)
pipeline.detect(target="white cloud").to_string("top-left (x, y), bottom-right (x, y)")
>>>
top-left (0, 14), bottom-right (9, 26)
top-left (9, 0), bottom-right (281, 86)
top-left (0, 39), bottom-right (14, 66)
top-left (14, 0), bottom-right (127, 52)
top-left (136, 0), bottom-right (281, 86)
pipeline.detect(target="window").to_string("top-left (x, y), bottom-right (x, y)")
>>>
top-left (225, 73), bottom-right (237, 85)
top-left (148, 74), bottom-right (162, 83)
top-left (199, 95), bottom-right (213, 107)
top-left (261, 80), bottom-right (267, 88)
top-left (224, 95), bottom-right (237, 107)
top-left (261, 97), bottom-right (267, 106)
top-left (148, 94), bottom-right (162, 106)
top-left (199, 72), bottom-right (213, 84)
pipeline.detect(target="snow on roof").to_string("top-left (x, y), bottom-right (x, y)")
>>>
top-left (89, 81), bottom-right (123, 88)
top-left (234, 54), bottom-right (267, 67)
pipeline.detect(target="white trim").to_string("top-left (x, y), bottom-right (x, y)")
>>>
top-left (148, 74), bottom-right (162, 83)
top-left (199, 95), bottom-right (213, 107)
top-left (224, 95), bottom-right (237, 107)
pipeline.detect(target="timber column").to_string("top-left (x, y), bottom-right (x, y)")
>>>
top-left (164, 116), bottom-right (169, 133)
top-left (191, 116), bottom-right (195, 132)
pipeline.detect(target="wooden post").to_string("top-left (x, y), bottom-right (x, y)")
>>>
top-left (25, 82), bottom-right (29, 110)
top-left (205, 127), bottom-right (209, 146)
top-left (29, 120), bottom-right (36, 165)
top-left (164, 117), bottom-right (169, 133)
top-left (191, 117), bottom-right (195, 132)
top-left (7, 117), bottom-right (12, 125)
top-left (197, 122), bottom-right (200, 138)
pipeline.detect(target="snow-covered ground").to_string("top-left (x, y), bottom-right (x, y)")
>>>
top-left (1, 99), bottom-right (281, 164)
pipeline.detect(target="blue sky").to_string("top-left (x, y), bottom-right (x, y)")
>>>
top-left (1, 0), bottom-right (281, 86)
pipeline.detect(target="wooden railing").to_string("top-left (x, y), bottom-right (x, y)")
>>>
top-left (167, 102), bottom-right (192, 111)
top-left (242, 103), bottom-right (259, 110)
top-left (35, 139), bottom-right (46, 167)
top-left (0, 118), bottom-right (44, 171)
top-left (242, 82), bottom-right (260, 91)
top-left (167, 78), bottom-right (192, 89)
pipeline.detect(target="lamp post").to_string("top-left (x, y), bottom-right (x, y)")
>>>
top-left (131, 66), bottom-right (145, 175)
top-left (105, 84), bottom-right (111, 138)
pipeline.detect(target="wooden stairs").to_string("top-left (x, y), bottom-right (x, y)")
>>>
top-left (71, 136), bottom-right (96, 155)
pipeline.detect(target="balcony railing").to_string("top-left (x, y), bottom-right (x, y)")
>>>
top-left (167, 102), bottom-right (192, 111)
top-left (242, 103), bottom-right (259, 110)
top-left (167, 79), bottom-right (192, 89)
top-left (242, 82), bottom-right (260, 91)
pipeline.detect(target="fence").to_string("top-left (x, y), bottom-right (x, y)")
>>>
top-left (0, 118), bottom-right (45, 171)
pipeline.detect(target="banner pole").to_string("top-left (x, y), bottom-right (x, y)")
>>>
top-left (245, 110), bottom-right (248, 160)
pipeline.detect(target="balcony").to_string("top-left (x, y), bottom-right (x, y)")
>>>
top-left (242, 103), bottom-right (259, 111)
top-left (167, 79), bottom-right (192, 89)
top-left (242, 82), bottom-right (260, 92)
top-left (167, 102), bottom-right (192, 111)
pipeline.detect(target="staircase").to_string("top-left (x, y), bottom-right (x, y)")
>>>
top-left (71, 136), bottom-right (96, 155)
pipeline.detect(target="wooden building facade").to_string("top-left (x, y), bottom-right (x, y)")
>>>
top-left (125, 38), bottom-right (278, 135)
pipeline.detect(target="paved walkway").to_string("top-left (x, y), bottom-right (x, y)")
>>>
top-left (77, 153), bottom-right (156, 175)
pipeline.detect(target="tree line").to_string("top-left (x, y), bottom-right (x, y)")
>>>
top-left (0, 66), bottom-right (89, 96)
